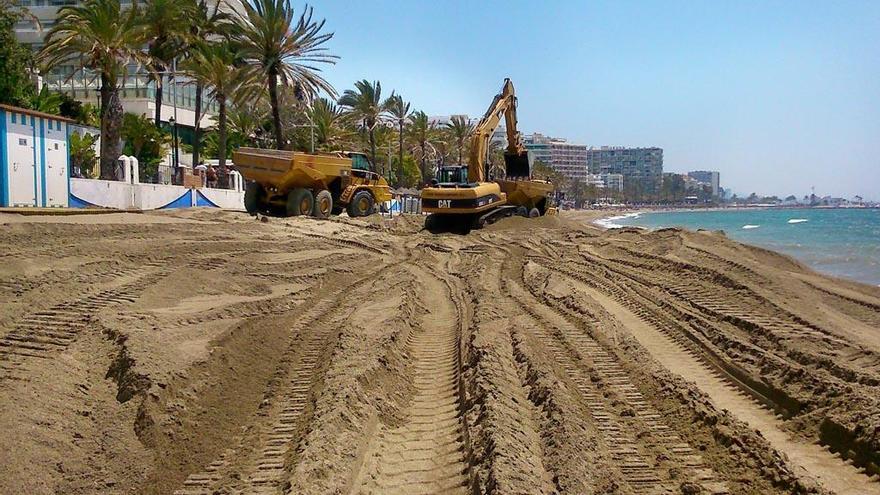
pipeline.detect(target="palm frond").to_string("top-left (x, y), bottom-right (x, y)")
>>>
top-left (237, 1), bottom-right (338, 98)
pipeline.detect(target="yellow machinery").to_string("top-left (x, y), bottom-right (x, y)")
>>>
top-left (421, 79), bottom-right (554, 230)
top-left (233, 148), bottom-right (392, 218)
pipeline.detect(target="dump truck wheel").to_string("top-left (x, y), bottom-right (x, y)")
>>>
top-left (313, 190), bottom-right (333, 218)
top-left (347, 190), bottom-right (374, 217)
top-left (287, 188), bottom-right (314, 217)
top-left (244, 182), bottom-right (265, 215)
top-left (529, 207), bottom-right (540, 218)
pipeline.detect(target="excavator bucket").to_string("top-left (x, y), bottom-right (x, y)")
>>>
top-left (504, 151), bottom-right (531, 178)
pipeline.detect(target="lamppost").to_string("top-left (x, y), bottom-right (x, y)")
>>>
top-left (169, 116), bottom-right (179, 179)
top-left (169, 57), bottom-right (180, 183)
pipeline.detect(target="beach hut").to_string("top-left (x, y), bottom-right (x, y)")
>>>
top-left (0, 104), bottom-right (71, 208)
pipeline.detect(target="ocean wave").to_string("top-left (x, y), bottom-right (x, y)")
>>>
top-left (595, 212), bottom-right (641, 229)
top-left (787, 218), bottom-right (809, 224)
top-left (742, 224), bottom-right (761, 229)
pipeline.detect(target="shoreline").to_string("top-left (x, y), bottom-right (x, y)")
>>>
top-left (584, 207), bottom-right (880, 287)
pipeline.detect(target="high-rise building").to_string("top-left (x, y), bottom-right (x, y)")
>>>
top-left (14, 0), bottom-right (243, 130)
top-left (687, 170), bottom-right (721, 197)
top-left (598, 173), bottom-right (624, 191)
top-left (587, 146), bottom-right (663, 196)
top-left (523, 133), bottom-right (552, 166)
top-left (524, 133), bottom-right (588, 181)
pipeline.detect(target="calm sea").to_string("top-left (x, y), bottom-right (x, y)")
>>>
top-left (602, 208), bottom-right (880, 286)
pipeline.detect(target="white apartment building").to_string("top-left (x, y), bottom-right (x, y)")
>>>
top-left (600, 173), bottom-right (624, 191)
top-left (688, 170), bottom-right (721, 197)
top-left (524, 133), bottom-right (588, 181)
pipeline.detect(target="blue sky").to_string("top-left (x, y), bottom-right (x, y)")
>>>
top-left (312, 1), bottom-right (879, 199)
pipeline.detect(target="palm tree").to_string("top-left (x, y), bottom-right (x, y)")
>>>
top-left (29, 85), bottom-right (64, 114)
top-left (308, 97), bottom-right (348, 151)
top-left (238, 1), bottom-right (337, 150)
top-left (385, 94), bottom-right (410, 187)
top-left (486, 139), bottom-right (504, 180)
top-left (408, 110), bottom-right (435, 184)
top-left (183, 41), bottom-right (250, 180)
top-left (338, 80), bottom-right (388, 171)
top-left (227, 101), bottom-right (267, 147)
top-left (142, 0), bottom-right (191, 128)
top-left (372, 122), bottom-right (396, 178)
top-left (446, 115), bottom-right (473, 166)
top-left (40, 0), bottom-right (148, 178)
top-left (433, 126), bottom-right (454, 168)
top-left (184, 0), bottom-right (236, 167)
top-left (0, 0), bottom-right (40, 108)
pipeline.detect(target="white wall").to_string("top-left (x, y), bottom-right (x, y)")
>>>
top-left (133, 183), bottom-right (192, 210)
top-left (70, 178), bottom-right (244, 211)
top-left (70, 178), bottom-right (133, 209)
top-left (199, 187), bottom-right (245, 210)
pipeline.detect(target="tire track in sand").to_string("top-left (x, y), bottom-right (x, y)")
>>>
top-left (352, 268), bottom-right (470, 495)
top-left (173, 266), bottom-right (386, 495)
top-left (0, 260), bottom-right (169, 381)
top-left (544, 261), bottom-right (880, 495)
top-left (503, 263), bottom-right (728, 494)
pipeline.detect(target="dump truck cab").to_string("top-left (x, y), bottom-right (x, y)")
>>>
top-left (349, 152), bottom-right (371, 172)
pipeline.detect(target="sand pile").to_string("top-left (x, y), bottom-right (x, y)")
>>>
top-left (1, 209), bottom-right (878, 495)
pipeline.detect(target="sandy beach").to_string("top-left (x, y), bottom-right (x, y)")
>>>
top-left (1, 208), bottom-right (878, 495)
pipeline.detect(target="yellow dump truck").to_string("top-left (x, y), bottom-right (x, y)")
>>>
top-left (232, 148), bottom-right (392, 218)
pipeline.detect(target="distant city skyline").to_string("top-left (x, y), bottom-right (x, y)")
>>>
top-left (315, 1), bottom-right (879, 201)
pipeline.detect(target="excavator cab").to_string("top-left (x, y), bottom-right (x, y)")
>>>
top-left (433, 165), bottom-right (470, 186)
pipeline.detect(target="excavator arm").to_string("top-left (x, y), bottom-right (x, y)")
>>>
top-left (467, 78), bottom-right (530, 183)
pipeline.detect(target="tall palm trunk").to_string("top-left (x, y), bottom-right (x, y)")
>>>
top-left (368, 127), bottom-right (377, 173)
top-left (420, 140), bottom-right (427, 184)
top-left (268, 69), bottom-right (283, 149)
top-left (153, 71), bottom-right (163, 128)
top-left (193, 82), bottom-right (202, 167)
top-left (99, 74), bottom-right (123, 179)
top-left (397, 119), bottom-right (404, 187)
top-left (217, 95), bottom-right (227, 184)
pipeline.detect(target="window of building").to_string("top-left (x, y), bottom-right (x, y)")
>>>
top-left (19, 138), bottom-right (27, 146)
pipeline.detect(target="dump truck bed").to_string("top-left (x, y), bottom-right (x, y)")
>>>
top-left (232, 148), bottom-right (351, 193)
top-left (497, 179), bottom-right (554, 210)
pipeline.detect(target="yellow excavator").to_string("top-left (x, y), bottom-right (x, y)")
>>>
top-left (421, 78), bottom-right (554, 231)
